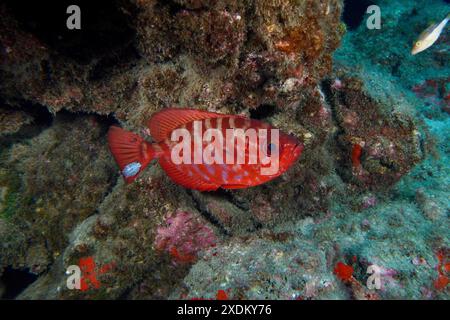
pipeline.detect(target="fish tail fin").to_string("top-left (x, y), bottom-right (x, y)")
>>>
top-left (107, 126), bottom-right (158, 183)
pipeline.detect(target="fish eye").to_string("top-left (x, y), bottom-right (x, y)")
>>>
top-left (266, 143), bottom-right (277, 156)
top-left (269, 143), bottom-right (277, 151)
top-left (415, 41), bottom-right (421, 47)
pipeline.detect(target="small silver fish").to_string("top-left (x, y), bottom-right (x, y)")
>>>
top-left (122, 162), bottom-right (142, 178)
top-left (412, 13), bottom-right (450, 55)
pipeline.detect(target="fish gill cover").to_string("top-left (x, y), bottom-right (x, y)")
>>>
top-left (0, 0), bottom-right (448, 301)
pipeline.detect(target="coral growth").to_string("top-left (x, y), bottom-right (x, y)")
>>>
top-left (434, 249), bottom-right (449, 291)
top-left (333, 262), bottom-right (353, 282)
top-left (328, 75), bottom-right (422, 190)
top-left (0, 108), bottom-right (33, 135)
top-left (0, 115), bottom-right (116, 275)
top-left (154, 211), bottom-right (218, 265)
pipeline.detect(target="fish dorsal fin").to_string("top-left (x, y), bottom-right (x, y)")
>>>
top-left (420, 21), bottom-right (438, 37)
top-left (148, 108), bottom-right (227, 142)
top-left (159, 158), bottom-right (220, 191)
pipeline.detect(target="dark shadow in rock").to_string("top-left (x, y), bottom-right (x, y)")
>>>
top-left (250, 104), bottom-right (277, 120)
top-left (0, 102), bottom-right (53, 149)
top-left (343, 0), bottom-right (377, 30)
top-left (3, 0), bottom-right (136, 65)
top-left (0, 102), bottom-right (119, 153)
top-left (0, 267), bottom-right (38, 299)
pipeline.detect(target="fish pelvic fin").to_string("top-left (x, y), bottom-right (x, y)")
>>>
top-left (107, 126), bottom-right (158, 183)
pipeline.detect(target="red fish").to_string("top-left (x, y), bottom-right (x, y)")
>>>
top-left (108, 108), bottom-right (303, 191)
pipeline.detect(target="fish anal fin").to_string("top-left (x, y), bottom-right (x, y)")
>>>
top-left (148, 108), bottom-right (228, 142)
top-left (159, 158), bottom-right (220, 191)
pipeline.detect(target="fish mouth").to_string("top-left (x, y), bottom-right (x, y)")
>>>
top-left (293, 143), bottom-right (304, 159)
top-left (277, 143), bottom-right (303, 172)
top-left (411, 47), bottom-right (422, 55)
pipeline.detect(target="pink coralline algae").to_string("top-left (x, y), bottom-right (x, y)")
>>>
top-left (331, 78), bottom-right (343, 90)
top-left (361, 195), bottom-right (377, 209)
top-left (154, 211), bottom-right (218, 265)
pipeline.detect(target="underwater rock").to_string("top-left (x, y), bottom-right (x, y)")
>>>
top-left (176, 194), bottom-right (449, 300)
top-left (0, 114), bottom-right (116, 276)
top-left (0, 280), bottom-right (4, 298)
top-left (0, 0), bottom-right (347, 230)
top-left (154, 210), bottom-right (219, 265)
top-left (0, 187), bottom-right (6, 213)
top-left (0, 0), bottom-right (344, 117)
top-left (0, 2), bottom-right (140, 116)
top-left (17, 165), bottom-right (225, 299)
top-left (327, 75), bottom-right (423, 190)
top-left (0, 108), bottom-right (33, 135)
top-left (415, 189), bottom-right (446, 221)
top-left (0, 0), bottom-right (447, 300)
top-left (189, 190), bottom-right (255, 235)
top-left (412, 77), bottom-right (450, 118)
top-left (171, 228), bottom-right (344, 300)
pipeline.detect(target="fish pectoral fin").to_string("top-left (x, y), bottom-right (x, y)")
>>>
top-left (147, 108), bottom-right (229, 142)
top-left (159, 158), bottom-right (220, 191)
top-left (222, 184), bottom-right (249, 190)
